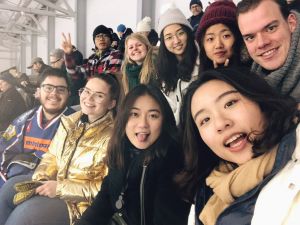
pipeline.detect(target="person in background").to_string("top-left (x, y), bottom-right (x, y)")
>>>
top-left (0, 68), bottom-right (74, 187)
top-left (27, 57), bottom-right (51, 76)
top-left (196, 1), bottom-right (251, 73)
top-left (156, 5), bottom-right (199, 124)
top-left (76, 84), bottom-right (190, 225)
top-left (108, 28), bottom-right (120, 49)
top-left (63, 25), bottom-right (122, 79)
top-left (49, 48), bottom-right (65, 70)
top-left (136, 17), bottom-right (159, 46)
top-left (0, 73), bottom-right (120, 225)
top-left (177, 67), bottom-right (299, 225)
top-left (0, 71), bottom-right (27, 132)
top-left (121, 33), bottom-right (157, 94)
top-left (237, 0), bottom-right (300, 102)
top-left (117, 24), bottom-right (126, 39)
top-left (118, 27), bottom-right (134, 54)
top-left (188, 0), bottom-right (204, 33)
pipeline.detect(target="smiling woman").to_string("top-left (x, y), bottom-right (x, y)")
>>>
top-left (176, 67), bottom-right (300, 225)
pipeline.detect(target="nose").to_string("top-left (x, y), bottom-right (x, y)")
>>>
top-left (137, 115), bottom-right (149, 128)
top-left (214, 115), bottom-right (232, 133)
top-left (173, 34), bottom-right (180, 44)
top-left (215, 36), bottom-right (223, 49)
top-left (256, 33), bottom-right (270, 49)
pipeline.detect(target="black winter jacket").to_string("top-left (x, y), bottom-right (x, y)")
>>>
top-left (76, 144), bottom-right (191, 225)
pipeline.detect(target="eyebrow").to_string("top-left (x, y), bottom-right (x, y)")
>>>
top-left (131, 107), bottom-right (161, 113)
top-left (193, 90), bottom-right (238, 121)
top-left (164, 28), bottom-right (183, 37)
top-left (85, 87), bottom-right (106, 95)
top-left (242, 20), bottom-right (278, 38)
top-left (205, 28), bottom-right (231, 36)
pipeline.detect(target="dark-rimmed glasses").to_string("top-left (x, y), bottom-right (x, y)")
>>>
top-left (41, 84), bottom-right (68, 94)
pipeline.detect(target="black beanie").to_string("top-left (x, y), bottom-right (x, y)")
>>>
top-left (190, 0), bottom-right (203, 9)
top-left (92, 25), bottom-right (112, 43)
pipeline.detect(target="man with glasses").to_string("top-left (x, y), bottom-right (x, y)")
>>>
top-left (0, 68), bottom-right (74, 187)
top-left (62, 24), bottom-right (123, 79)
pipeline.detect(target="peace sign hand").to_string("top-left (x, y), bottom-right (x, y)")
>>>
top-left (61, 32), bottom-right (73, 54)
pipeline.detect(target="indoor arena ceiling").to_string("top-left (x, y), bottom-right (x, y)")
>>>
top-left (0, 0), bottom-right (75, 49)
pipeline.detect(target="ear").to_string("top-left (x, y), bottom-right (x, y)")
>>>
top-left (108, 99), bottom-right (116, 110)
top-left (287, 13), bottom-right (297, 33)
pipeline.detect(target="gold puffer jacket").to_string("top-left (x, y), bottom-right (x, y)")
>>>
top-left (32, 111), bottom-right (113, 224)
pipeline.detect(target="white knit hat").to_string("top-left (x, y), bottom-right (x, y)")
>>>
top-left (157, 5), bottom-right (192, 35)
top-left (137, 17), bottom-right (152, 32)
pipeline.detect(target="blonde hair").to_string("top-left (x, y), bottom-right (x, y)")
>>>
top-left (121, 33), bottom-right (157, 94)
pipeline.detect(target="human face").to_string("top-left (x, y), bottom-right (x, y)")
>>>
top-left (49, 56), bottom-right (64, 69)
top-left (238, 0), bottom-right (296, 71)
top-left (126, 38), bottom-right (148, 64)
top-left (94, 33), bottom-right (111, 53)
top-left (191, 4), bottom-right (202, 16)
top-left (39, 76), bottom-right (69, 119)
top-left (191, 80), bottom-right (266, 165)
top-left (0, 80), bottom-right (12, 92)
top-left (203, 23), bottom-right (235, 65)
top-left (80, 77), bottom-right (116, 123)
top-left (32, 63), bottom-right (42, 74)
top-left (125, 95), bottom-right (163, 150)
top-left (163, 24), bottom-right (188, 61)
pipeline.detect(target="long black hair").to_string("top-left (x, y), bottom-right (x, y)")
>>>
top-left (176, 67), bottom-right (299, 201)
top-left (106, 84), bottom-right (178, 169)
top-left (157, 25), bottom-right (198, 94)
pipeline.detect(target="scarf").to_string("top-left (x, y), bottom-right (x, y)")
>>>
top-left (251, 11), bottom-right (300, 102)
top-left (126, 63), bottom-right (142, 91)
top-left (200, 148), bottom-right (277, 225)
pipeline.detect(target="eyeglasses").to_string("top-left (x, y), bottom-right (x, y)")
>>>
top-left (41, 84), bottom-right (68, 94)
top-left (78, 88), bottom-right (107, 103)
top-left (95, 33), bottom-right (110, 39)
top-left (50, 58), bottom-right (62, 65)
top-left (164, 29), bottom-right (186, 42)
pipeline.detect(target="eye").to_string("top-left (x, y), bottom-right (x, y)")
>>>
top-left (223, 33), bottom-right (232, 39)
top-left (164, 36), bottom-right (172, 41)
top-left (266, 24), bottom-right (277, 33)
top-left (244, 35), bottom-right (254, 42)
top-left (177, 30), bottom-right (185, 36)
top-left (129, 111), bottom-right (139, 118)
top-left (200, 117), bottom-right (210, 126)
top-left (224, 99), bottom-right (238, 108)
top-left (149, 113), bottom-right (160, 119)
top-left (205, 37), bottom-right (214, 42)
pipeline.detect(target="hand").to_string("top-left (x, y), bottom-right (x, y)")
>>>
top-left (61, 32), bottom-right (73, 54)
top-left (36, 181), bottom-right (57, 198)
top-left (213, 58), bottom-right (229, 69)
top-left (20, 81), bottom-right (28, 87)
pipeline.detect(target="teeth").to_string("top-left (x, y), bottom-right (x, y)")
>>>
top-left (225, 134), bottom-right (243, 146)
top-left (262, 49), bottom-right (275, 57)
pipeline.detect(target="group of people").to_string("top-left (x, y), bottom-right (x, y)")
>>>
top-left (0, 0), bottom-right (300, 225)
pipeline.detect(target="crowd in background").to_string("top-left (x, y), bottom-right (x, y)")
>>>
top-left (0, 0), bottom-right (300, 225)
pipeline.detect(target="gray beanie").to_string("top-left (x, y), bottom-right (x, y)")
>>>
top-left (157, 6), bottom-right (193, 35)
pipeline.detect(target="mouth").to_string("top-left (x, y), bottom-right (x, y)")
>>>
top-left (259, 47), bottom-right (278, 58)
top-left (214, 51), bottom-right (226, 57)
top-left (136, 132), bottom-right (150, 142)
top-left (224, 133), bottom-right (247, 148)
top-left (83, 102), bottom-right (95, 108)
top-left (47, 97), bottom-right (60, 103)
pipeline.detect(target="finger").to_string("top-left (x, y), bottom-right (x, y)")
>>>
top-left (224, 58), bottom-right (229, 67)
top-left (62, 32), bottom-right (67, 42)
top-left (213, 60), bottom-right (218, 69)
top-left (68, 33), bottom-right (72, 44)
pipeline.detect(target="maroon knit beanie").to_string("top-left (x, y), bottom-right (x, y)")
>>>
top-left (196, 1), bottom-right (237, 41)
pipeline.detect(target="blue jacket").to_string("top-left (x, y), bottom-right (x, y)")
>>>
top-left (195, 129), bottom-right (296, 225)
top-left (0, 106), bottom-right (74, 187)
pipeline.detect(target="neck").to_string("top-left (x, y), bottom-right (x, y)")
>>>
top-left (42, 108), bottom-right (62, 121)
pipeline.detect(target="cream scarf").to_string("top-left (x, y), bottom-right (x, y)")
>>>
top-left (200, 148), bottom-right (277, 225)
